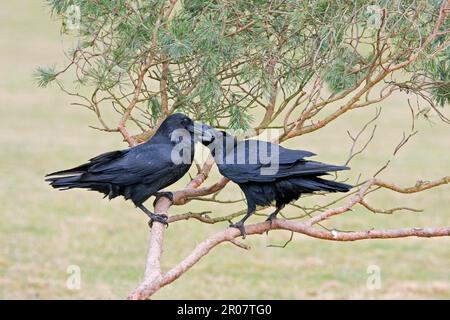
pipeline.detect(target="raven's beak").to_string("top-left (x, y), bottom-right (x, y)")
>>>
top-left (187, 122), bottom-right (215, 143)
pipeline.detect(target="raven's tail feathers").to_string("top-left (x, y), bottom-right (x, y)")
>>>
top-left (46, 174), bottom-right (121, 200)
top-left (291, 176), bottom-right (352, 193)
top-left (311, 177), bottom-right (352, 192)
top-left (45, 149), bottom-right (128, 199)
top-left (46, 175), bottom-right (83, 190)
top-left (45, 164), bottom-right (91, 177)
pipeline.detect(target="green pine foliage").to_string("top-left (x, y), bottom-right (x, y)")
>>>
top-left (324, 47), bottom-right (363, 94)
top-left (429, 54), bottom-right (450, 107)
top-left (34, 65), bottom-right (57, 88)
top-left (38, 0), bottom-right (449, 131)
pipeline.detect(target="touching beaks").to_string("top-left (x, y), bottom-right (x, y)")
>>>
top-left (186, 122), bottom-right (215, 143)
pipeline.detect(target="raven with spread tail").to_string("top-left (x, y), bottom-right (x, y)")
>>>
top-left (46, 113), bottom-right (212, 226)
top-left (201, 129), bottom-right (352, 236)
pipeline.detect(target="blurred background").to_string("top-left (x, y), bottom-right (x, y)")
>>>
top-left (0, 1), bottom-right (449, 299)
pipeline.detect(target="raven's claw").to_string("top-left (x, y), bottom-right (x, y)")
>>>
top-left (229, 221), bottom-right (246, 239)
top-left (265, 214), bottom-right (277, 235)
top-left (265, 213), bottom-right (277, 226)
top-left (148, 213), bottom-right (169, 228)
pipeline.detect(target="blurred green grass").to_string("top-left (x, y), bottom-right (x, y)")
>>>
top-left (0, 1), bottom-right (449, 299)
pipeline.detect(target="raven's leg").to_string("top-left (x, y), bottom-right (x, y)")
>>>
top-left (229, 213), bottom-right (252, 239)
top-left (265, 204), bottom-right (285, 225)
top-left (265, 204), bottom-right (285, 235)
top-left (137, 204), bottom-right (168, 228)
top-left (153, 191), bottom-right (174, 207)
top-left (229, 202), bottom-right (256, 239)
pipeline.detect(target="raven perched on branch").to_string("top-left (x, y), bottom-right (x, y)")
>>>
top-left (201, 129), bottom-right (352, 236)
top-left (46, 113), bottom-right (212, 226)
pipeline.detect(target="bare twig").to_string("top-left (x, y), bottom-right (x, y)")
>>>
top-left (345, 108), bottom-right (381, 165)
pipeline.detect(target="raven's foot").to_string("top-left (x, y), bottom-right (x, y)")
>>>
top-left (265, 212), bottom-right (278, 226)
top-left (148, 213), bottom-right (169, 228)
top-left (265, 212), bottom-right (279, 234)
top-left (153, 191), bottom-right (174, 206)
top-left (229, 221), bottom-right (247, 239)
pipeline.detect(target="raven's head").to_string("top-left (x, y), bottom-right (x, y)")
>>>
top-left (199, 128), bottom-right (233, 144)
top-left (196, 128), bottom-right (238, 160)
top-left (158, 113), bottom-right (214, 143)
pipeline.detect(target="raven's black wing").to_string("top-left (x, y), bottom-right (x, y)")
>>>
top-left (80, 144), bottom-right (182, 185)
top-left (46, 143), bottom-right (183, 185)
top-left (217, 140), bottom-right (348, 183)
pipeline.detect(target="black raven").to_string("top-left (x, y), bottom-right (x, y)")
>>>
top-left (46, 113), bottom-right (212, 226)
top-left (201, 129), bottom-right (352, 236)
